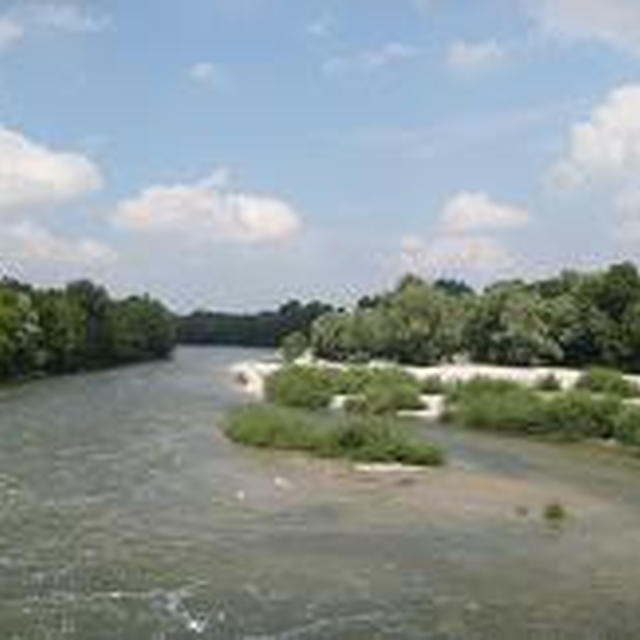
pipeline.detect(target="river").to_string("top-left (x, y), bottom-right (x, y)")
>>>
top-left (1, 346), bottom-right (640, 639)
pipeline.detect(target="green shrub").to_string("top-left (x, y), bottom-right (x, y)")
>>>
top-left (449, 386), bottom-right (545, 434)
top-left (447, 383), bottom-right (625, 441)
top-left (541, 391), bottom-right (622, 440)
top-left (280, 331), bottom-right (308, 363)
top-left (332, 367), bottom-right (419, 395)
top-left (575, 367), bottom-right (639, 398)
top-left (331, 366), bottom-right (377, 394)
top-left (421, 375), bottom-right (447, 395)
top-left (547, 393), bottom-right (617, 438)
top-left (613, 405), bottom-right (640, 445)
top-left (224, 404), bottom-right (444, 466)
top-left (535, 373), bottom-right (562, 392)
top-left (362, 382), bottom-right (424, 415)
top-left (543, 502), bottom-right (567, 522)
top-left (340, 368), bottom-right (423, 415)
top-left (265, 366), bottom-right (334, 410)
top-left (446, 376), bottom-right (524, 403)
top-left (224, 404), bottom-right (322, 450)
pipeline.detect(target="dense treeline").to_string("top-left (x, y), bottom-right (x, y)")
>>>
top-left (0, 278), bottom-right (176, 381)
top-left (309, 262), bottom-right (640, 372)
top-left (177, 300), bottom-right (333, 348)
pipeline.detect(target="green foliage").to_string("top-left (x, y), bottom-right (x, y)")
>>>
top-left (464, 287), bottom-right (563, 366)
top-left (446, 376), bottom-right (525, 403)
top-left (575, 367), bottom-right (639, 398)
top-left (264, 366), bottom-right (335, 410)
top-left (332, 367), bottom-right (424, 415)
top-left (311, 276), bottom-right (468, 365)
top-left (346, 383), bottom-right (424, 416)
top-left (543, 502), bottom-right (567, 522)
top-left (448, 386), bottom-right (546, 434)
top-left (224, 404), bottom-right (444, 466)
top-left (177, 300), bottom-right (332, 347)
top-left (447, 382), bottom-right (630, 443)
top-left (308, 262), bottom-right (640, 372)
top-left (535, 373), bottom-right (562, 392)
top-left (612, 406), bottom-right (640, 446)
top-left (331, 366), bottom-right (378, 394)
top-left (280, 331), bottom-right (308, 362)
top-left (0, 279), bottom-right (175, 381)
top-left (542, 391), bottom-right (622, 440)
top-left (421, 375), bottom-right (448, 395)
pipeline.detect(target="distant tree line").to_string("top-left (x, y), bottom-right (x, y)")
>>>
top-left (309, 263), bottom-right (640, 372)
top-left (177, 300), bottom-right (333, 348)
top-left (0, 278), bottom-right (176, 381)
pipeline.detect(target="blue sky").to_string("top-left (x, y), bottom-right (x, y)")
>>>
top-left (2, 0), bottom-right (640, 310)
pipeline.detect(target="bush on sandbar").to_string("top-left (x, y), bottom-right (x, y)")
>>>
top-left (447, 380), bottom-right (630, 442)
top-left (344, 373), bottom-right (424, 416)
top-left (445, 376), bottom-right (525, 403)
top-left (612, 405), bottom-right (640, 446)
top-left (224, 404), bottom-right (444, 466)
top-left (265, 366), bottom-right (335, 410)
top-left (575, 367), bottom-right (639, 398)
top-left (421, 375), bottom-right (448, 395)
top-left (535, 373), bottom-right (562, 392)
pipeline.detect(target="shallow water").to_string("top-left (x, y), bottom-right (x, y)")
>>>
top-left (1, 347), bottom-right (640, 639)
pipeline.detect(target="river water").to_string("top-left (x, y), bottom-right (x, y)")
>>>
top-left (1, 347), bottom-right (640, 639)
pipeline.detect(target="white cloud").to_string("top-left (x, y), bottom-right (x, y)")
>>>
top-left (446, 39), bottom-right (506, 72)
top-left (323, 42), bottom-right (418, 75)
top-left (28, 3), bottom-right (110, 33)
top-left (610, 188), bottom-right (640, 243)
top-left (440, 191), bottom-right (529, 233)
top-left (0, 17), bottom-right (23, 50)
top-left (307, 13), bottom-right (332, 38)
top-left (0, 220), bottom-right (116, 264)
top-left (401, 233), bottom-right (513, 273)
top-left (520, 0), bottom-right (640, 55)
top-left (114, 169), bottom-right (302, 243)
top-left (399, 191), bottom-right (527, 276)
top-left (0, 126), bottom-right (103, 215)
top-left (549, 84), bottom-right (640, 189)
top-left (188, 62), bottom-right (228, 87)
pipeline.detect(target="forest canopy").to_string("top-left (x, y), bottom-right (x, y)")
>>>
top-left (308, 262), bottom-right (640, 372)
top-left (177, 300), bottom-right (333, 348)
top-left (0, 278), bottom-right (176, 381)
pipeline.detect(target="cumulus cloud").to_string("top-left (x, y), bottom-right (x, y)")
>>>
top-left (323, 42), bottom-right (418, 75)
top-left (0, 17), bottom-right (23, 50)
top-left (0, 126), bottom-right (103, 215)
top-left (549, 84), bottom-right (640, 189)
top-left (307, 13), bottom-right (332, 38)
top-left (520, 0), bottom-right (640, 55)
top-left (610, 188), bottom-right (640, 243)
top-left (114, 169), bottom-right (302, 243)
top-left (440, 191), bottom-right (529, 233)
top-left (27, 3), bottom-right (110, 33)
top-left (446, 39), bottom-right (506, 72)
top-left (188, 62), bottom-right (228, 87)
top-left (399, 191), bottom-right (528, 276)
top-left (401, 233), bottom-right (513, 273)
top-left (0, 220), bottom-right (116, 264)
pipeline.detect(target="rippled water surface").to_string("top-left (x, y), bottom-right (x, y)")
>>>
top-left (2, 347), bottom-right (640, 639)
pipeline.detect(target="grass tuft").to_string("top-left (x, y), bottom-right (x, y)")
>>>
top-left (543, 502), bottom-right (567, 522)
